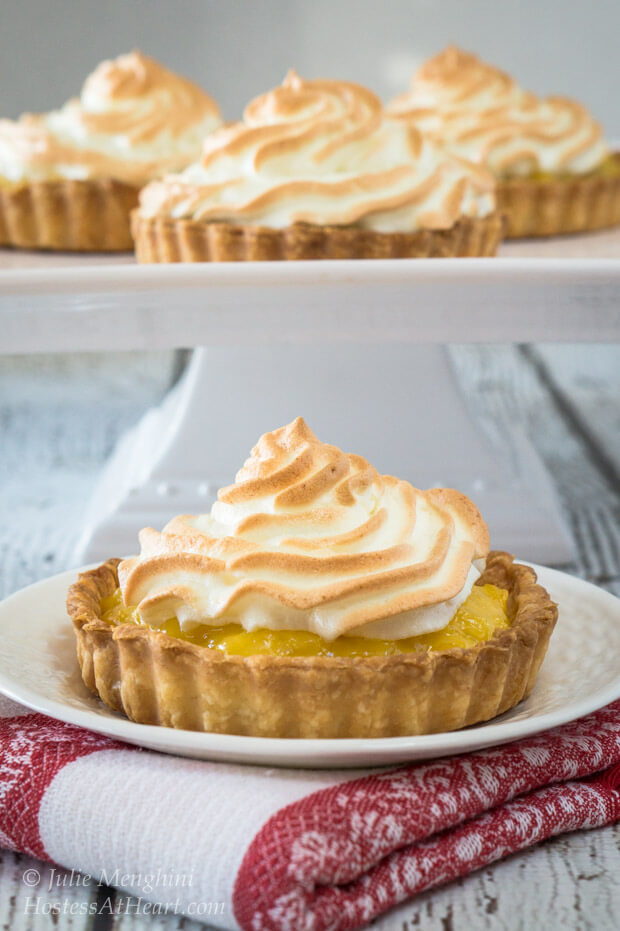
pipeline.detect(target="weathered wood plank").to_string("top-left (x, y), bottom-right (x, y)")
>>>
top-left (0, 352), bottom-right (177, 599)
top-left (527, 344), bottom-right (620, 483)
top-left (375, 825), bottom-right (620, 931)
top-left (0, 850), bottom-right (100, 930)
top-left (450, 343), bottom-right (620, 579)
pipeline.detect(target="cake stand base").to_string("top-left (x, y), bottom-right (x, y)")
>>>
top-left (75, 344), bottom-right (574, 565)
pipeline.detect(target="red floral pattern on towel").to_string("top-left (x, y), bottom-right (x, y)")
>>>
top-left (0, 699), bottom-right (619, 930)
top-left (0, 713), bottom-right (126, 857)
top-left (233, 701), bottom-right (620, 931)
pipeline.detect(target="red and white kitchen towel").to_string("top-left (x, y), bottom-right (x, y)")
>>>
top-left (1, 693), bottom-right (619, 931)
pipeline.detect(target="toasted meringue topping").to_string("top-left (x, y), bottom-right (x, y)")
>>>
top-left (0, 51), bottom-right (221, 186)
top-left (137, 69), bottom-right (495, 231)
top-left (119, 418), bottom-right (490, 641)
top-left (388, 46), bottom-right (609, 178)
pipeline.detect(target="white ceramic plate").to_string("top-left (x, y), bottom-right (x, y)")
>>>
top-left (0, 563), bottom-right (619, 768)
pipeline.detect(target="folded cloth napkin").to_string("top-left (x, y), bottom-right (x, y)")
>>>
top-left (1, 693), bottom-right (619, 931)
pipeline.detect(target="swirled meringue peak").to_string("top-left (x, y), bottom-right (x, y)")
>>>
top-left (388, 46), bottom-right (609, 178)
top-left (137, 69), bottom-right (495, 231)
top-left (119, 418), bottom-right (490, 641)
top-left (0, 51), bottom-right (221, 186)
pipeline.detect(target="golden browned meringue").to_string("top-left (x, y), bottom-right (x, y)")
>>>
top-left (388, 46), bottom-right (609, 178)
top-left (0, 51), bottom-right (221, 187)
top-left (119, 418), bottom-right (490, 641)
top-left (136, 69), bottom-right (496, 232)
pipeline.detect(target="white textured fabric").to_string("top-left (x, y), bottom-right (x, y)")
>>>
top-left (39, 748), bottom-right (361, 928)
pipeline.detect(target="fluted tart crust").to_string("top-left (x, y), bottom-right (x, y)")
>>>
top-left (67, 550), bottom-right (557, 738)
top-left (498, 154), bottom-right (620, 238)
top-left (131, 212), bottom-right (503, 262)
top-left (0, 179), bottom-right (138, 251)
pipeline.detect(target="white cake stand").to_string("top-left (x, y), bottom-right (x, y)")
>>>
top-left (2, 228), bottom-right (619, 564)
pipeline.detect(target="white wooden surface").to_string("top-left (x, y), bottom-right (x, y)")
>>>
top-left (0, 345), bottom-right (619, 930)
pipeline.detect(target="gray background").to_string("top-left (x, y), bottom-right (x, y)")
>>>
top-left (1, 0), bottom-right (619, 131)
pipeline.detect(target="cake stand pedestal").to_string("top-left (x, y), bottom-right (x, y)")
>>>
top-left (2, 230), bottom-right (619, 565)
top-left (73, 342), bottom-right (573, 564)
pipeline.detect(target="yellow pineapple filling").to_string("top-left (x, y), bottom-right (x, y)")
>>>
top-left (100, 583), bottom-right (510, 657)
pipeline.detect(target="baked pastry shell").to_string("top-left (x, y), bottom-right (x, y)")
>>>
top-left (0, 178), bottom-right (139, 251)
top-left (66, 550), bottom-right (557, 738)
top-left (497, 154), bottom-right (620, 238)
top-left (130, 211), bottom-right (504, 262)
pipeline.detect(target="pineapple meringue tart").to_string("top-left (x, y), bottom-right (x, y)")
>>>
top-left (0, 51), bottom-right (221, 251)
top-left (67, 419), bottom-right (557, 738)
top-left (131, 70), bottom-right (502, 261)
top-left (388, 46), bottom-right (620, 239)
